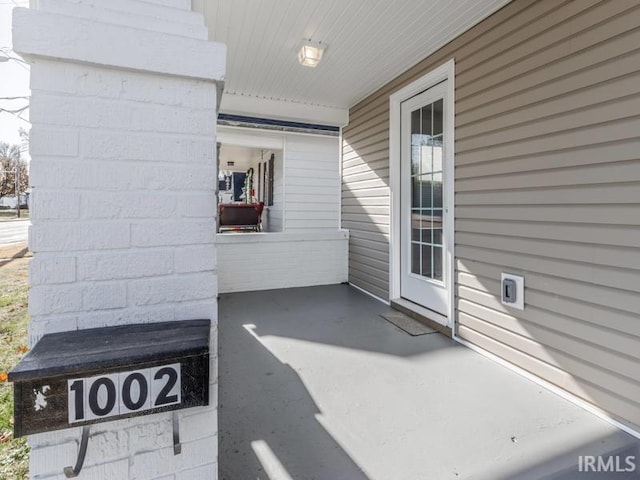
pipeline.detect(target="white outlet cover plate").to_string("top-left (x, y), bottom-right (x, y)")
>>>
top-left (501, 273), bottom-right (524, 310)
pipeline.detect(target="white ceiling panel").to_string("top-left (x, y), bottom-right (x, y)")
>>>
top-left (193, 0), bottom-right (510, 113)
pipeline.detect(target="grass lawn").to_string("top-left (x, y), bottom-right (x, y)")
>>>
top-left (0, 243), bottom-right (31, 479)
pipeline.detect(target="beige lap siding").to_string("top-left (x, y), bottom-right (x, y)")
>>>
top-left (342, 0), bottom-right (640, 431)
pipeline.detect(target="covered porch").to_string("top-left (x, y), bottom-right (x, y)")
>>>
top-left (218, 284), bottom-right (640, 480)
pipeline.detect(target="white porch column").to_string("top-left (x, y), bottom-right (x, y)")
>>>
top-left (13, 1), bottom-right (225, 478)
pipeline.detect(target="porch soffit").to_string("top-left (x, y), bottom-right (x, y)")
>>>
top-left (192, 0), bottom-right (511, 125)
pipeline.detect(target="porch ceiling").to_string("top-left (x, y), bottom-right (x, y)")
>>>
top-left (192, 0), bottom-right (510, 121)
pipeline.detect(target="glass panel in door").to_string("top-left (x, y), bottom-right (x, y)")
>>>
top-left (409, 99), bottom-right (443, 282)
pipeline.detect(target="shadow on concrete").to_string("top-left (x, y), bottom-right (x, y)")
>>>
top-left (218, 284), bottom-right (640, 480)
top-left (217, 284), bottom-right (466, 479)
top-left (220, 283), bottom-right (455, 359)
top-left (218, 286), bottom-right (374, 479)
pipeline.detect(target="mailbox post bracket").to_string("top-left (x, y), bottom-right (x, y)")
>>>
top-left (63, 425), bottom-right (91, 478)
top-left (173, 411), bottom-right (181, 455)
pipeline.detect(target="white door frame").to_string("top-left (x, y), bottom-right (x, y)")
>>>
top-left (389, 59), bottom-right (455, 331)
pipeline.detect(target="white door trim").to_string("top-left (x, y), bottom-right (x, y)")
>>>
top-left (389, 59), bottom-right (455, 331)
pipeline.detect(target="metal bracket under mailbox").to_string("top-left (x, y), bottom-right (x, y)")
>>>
top-left (62, 414), bottom-right (181, 478)
top-left (63, 426), bottom-right (90, 478)
top-left (173, 411), bottom-right (181, 455)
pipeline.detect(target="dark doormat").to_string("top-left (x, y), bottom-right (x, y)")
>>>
top-left (380, 311), bottom-right (438, 336)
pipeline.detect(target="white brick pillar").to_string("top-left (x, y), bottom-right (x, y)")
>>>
top-left (13, 1), bottom-right (225, 478)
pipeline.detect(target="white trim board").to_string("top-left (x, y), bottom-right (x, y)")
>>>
top-left (388, 59), bottom-right (456, 331)
top-left (221, 93), bottom-right (349, 127)
top-left (217, 126), bottom-right (285, 150)
top-left (349, 282), bottom-right (391, 306)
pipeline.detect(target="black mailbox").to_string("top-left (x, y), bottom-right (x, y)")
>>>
top-left (9, 319), bottom-right (210, 437)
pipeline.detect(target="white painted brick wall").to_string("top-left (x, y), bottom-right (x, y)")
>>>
top-left (14, 0), bottom-right (224, 478)
top-left (29, 255), bottom-right (77, 285)
top-left (217, 231), bottom-right (349, 293)
top-left (175, 245), bottom-right (217, 273)
top-left (13, 8), bottom-right (225, 81)
top-left (28, 127), bottom-right (79, 157)
top-left (36, 0), bottom-right (206, 39)
top-left (30, 159), bottom-right (216, 193)
top-left (31, 59), bottom-right (217, 108)
top-left (77, 250), bottom-right (174, 281)
top-left (131, 220), bottom-right (215, 247)
top-left (53, 0), bottom-right (200, 24)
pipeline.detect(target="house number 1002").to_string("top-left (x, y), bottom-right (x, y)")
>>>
top-left (67, 364), bottom-right (181, 423)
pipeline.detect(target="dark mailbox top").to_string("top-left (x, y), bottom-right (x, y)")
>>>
top-left (9, 319), bottom-right (210, 382)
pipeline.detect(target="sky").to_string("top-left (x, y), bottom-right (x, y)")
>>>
top-left (0, 0), bottom-right (30, 158)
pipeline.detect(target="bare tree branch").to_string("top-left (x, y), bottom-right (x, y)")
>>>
top-left (0, 142), bottom-right (29, 197)
top-left (0, 108), bottom-right (30, 123)
top-left (0, 106), bottom-right (28, 114)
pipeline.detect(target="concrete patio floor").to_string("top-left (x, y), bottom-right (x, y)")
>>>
top-left (218, 284), bottom-right (640, 480)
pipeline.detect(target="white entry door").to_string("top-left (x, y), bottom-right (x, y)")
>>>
top-left (400, 80), bottom-right (450, 319)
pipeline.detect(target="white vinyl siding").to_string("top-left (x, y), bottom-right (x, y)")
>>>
top-left (284, 135), bottom-right (340, 231)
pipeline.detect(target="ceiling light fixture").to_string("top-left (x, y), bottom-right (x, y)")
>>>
top-left (298, 40), bottom-right (326, 68)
